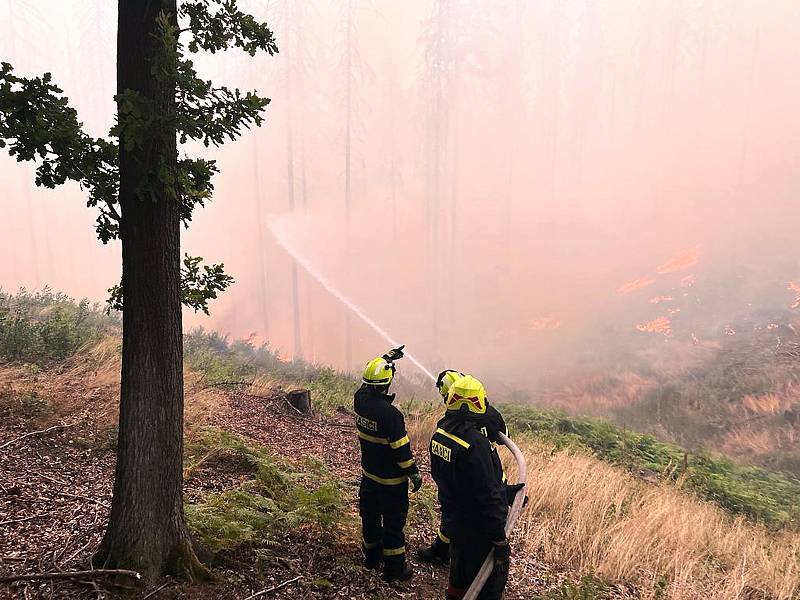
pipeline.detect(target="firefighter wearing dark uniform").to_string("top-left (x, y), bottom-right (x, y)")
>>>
top-left (429, 375), bottom-right (510, 600)
top-left (419, 370), bottom-right (519, 566)
top-left (355, 346), bottom-right (422, 582)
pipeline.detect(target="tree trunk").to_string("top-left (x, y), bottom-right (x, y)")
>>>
top-left (284, 1), bottom-right (303, 362)
top-left (343, 0), bottom-right (353, 370)
top-left (95, 0), bottom-right (208, 585)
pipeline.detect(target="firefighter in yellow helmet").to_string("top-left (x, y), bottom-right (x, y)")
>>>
top-left (418, 370), bottom-right (515, 566)
top-left (354, 346), bottom-right (422, 582)
top-left (429, 375), bottom-right (510, 600)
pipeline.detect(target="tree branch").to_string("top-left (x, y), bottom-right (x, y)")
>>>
top-left (104, 199), bottom-right (121, 222)
top-left (0, 569), bottom-right (141, 584)
top-left (242, 576), bottom-right (302, 600)
top-left (0, 423), bottom-right (78, 451)
top-left (0, 513), bottom-right (54, 527)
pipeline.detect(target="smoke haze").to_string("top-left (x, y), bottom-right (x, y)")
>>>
top-left (2, 0), bottom-right (800, 393)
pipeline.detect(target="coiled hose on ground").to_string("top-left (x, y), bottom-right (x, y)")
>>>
top-left (462, 432), bottom-right (528, 600)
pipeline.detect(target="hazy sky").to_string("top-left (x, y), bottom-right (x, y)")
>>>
top-left (2, 0), bottom-right (799, 386)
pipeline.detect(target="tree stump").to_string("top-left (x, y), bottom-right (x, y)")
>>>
top-left (287, 390), bottom-right (312, 415)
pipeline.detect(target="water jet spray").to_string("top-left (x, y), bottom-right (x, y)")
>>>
top-left (269, 216), bottom-right (437, 382)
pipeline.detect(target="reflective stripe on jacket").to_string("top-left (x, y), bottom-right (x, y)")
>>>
top-left (354, 385), bottom-right (418, 485)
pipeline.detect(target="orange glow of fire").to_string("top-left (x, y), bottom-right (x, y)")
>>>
top-left (636, 316), bottom-right (672, 336)
top-left (618, 277), bottom-right (656, 295)
top-left (530, 315), bottom-right (561, 330)
top-left (656, 246), bottom-right (700, 275)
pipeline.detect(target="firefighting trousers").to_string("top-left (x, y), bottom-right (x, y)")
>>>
top-left (445, 532), bottom-right (509, 600)
top-left (358, 477), bottom-right (409, 566)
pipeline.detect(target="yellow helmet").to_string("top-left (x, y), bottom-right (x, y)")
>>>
top-left (362, 357), bottom-right (395, 386)
top-left (446, 375), bottom-right (487, 415)
top-left (436, 369), bottom-right (464, 401)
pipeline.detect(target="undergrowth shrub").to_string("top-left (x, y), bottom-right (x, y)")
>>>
top-left (0, 288), bottom-right (116, 363)
top-left (184, 326), bottom-right (363, 412)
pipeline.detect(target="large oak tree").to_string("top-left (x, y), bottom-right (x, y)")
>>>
top-left (0, 0), bottom-right (276, 584)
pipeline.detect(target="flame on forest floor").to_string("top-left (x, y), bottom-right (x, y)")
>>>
top-left (618, 277), bottom-right (656, 295)
top-left (636, 316), bottom-right (671, 336)
top-left (656, 246), bottom-right (700, 274)
top-left (530, 315), bottom-right (561, 330)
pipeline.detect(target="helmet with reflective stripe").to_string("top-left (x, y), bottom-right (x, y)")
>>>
top-left (436, 369), bottom-right (464, 401)
top-left (446, 375), bottom-right (487, 415)
top-left (362, 357), bottom-right (395, 386)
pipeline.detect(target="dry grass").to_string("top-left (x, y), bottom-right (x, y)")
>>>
top-left (406, 414), bottom-right (800, 600)
top-left (541, 371), bottom-right (657, 413)
top-left (0, 334), bottom-right (231, 435)
top-left (406, 406), bottom-right (442, 459)
top-left (513, 439), bottom-right (800, 599)
top-left (740, 393), bottom-right (787, 416)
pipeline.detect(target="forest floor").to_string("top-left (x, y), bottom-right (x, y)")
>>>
top-left (0, 361), bottom-right (570, 600)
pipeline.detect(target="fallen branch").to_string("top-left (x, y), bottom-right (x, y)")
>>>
top-left (239, 392), bottom-right (277, 402)
top-left (284, 398), bottom-right (306, 416)
top-left (0, 513), bottom-right (53, 527)
top-left (243, 575), bottom-right (302, 599)
top-left (64, 537), bottom-right (97, 566)
top-left (205, 380), bottom-right (251, 388)
top-left (54, 491), bottom-right (110, 509)
top-left (31, 471), bottom-right (70, 487)
top-left (0, 423), bottom-right (78, 451)
top-left (0, 569), bottom-right (141, 584)
top-left (142, 581), bottom-right (169, 599)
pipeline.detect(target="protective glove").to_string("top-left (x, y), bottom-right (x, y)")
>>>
top-left (506, 483), bottom-right (528, 507)
top-left (492, 539), bottom-right (511, 569)
top-left (382, 345), bottom-right (405, 362)
top-left (409, 471), bottom-right (423, 492)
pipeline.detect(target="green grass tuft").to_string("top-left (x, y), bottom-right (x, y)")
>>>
top-left (185, 428), bottom-right (349, 553)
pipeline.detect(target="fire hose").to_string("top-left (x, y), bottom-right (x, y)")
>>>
top-left (463, 432), bottom-right (528, 600)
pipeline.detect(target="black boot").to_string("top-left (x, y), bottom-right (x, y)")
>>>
top-left (383, 558), bottom-right (413, 582)
top-left (417, 538), bottom-right (450, 565)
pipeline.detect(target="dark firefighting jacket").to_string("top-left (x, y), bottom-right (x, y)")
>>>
top-left (354, 385), bottom-right (418, 485)
top-left (430, 412), bottom-right (508, 542)
top-left (482, 403), bottom-right (508, 445)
